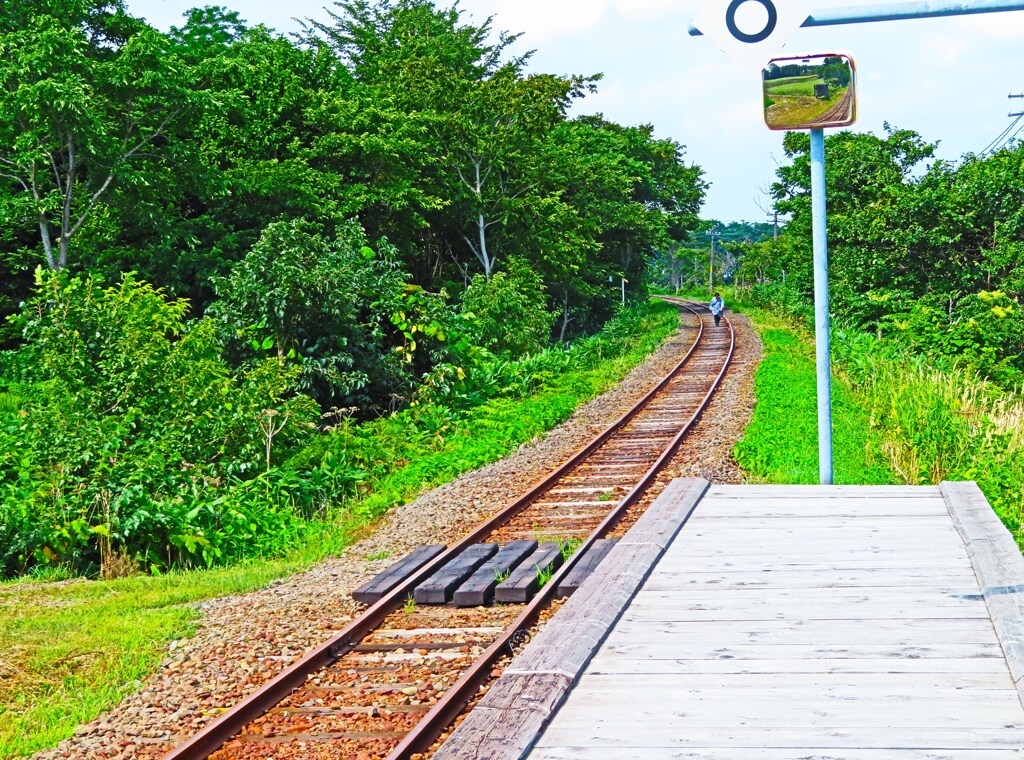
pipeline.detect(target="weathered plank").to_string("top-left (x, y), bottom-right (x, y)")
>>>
top-left (525, 670), bottom-right (1010, 690)
top-left (941, 480), bottom-right (1024, 698)
top-left (633, 585), bottom-right (987, 602)
top-left (531, 749), bottom-right (1024, 759)
top-left (431, 673), bottom-right (573, 760)
top-left (598, 641), bottom-right (1003, 661)
top-left (351, 544), bottom-right (447, 605)
top-left (413, 543), bottom-right (497, 605)
top-left (707, 484), bottom-right (941, 497)
top-left (540, 695), bottom-right (1024, 727)
top-left (434, 478), bottom-right (710, 760)
top-left (452, 540), bottom-right (537, 607)
top-left (608, 617), bottom-right (1002, 646)
top-left (494, 542), bottom-right (564, 604)
top-left (584, 655), bottom-right (1013, 675)
top-left (544, 682), bottom-right (1024, 727)
top-left (555, 538), bottom-right (617, 598)
top-left (649, 569), bottom-right (980, 589)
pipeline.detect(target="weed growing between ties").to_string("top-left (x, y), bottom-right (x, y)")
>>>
top-left (536, 564), bottom-right (555, 589)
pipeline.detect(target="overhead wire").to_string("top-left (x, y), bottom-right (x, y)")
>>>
top-left (979, 114), bottom-right (1023, 156)
top-left (1001, 117), bottom-right (1024, 150)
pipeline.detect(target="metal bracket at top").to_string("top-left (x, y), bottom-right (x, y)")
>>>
top-left (689, 0), bottom-right (1024, 36)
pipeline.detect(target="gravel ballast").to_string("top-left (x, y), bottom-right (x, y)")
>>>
top-left (33, 306), bottom-right (763, 760)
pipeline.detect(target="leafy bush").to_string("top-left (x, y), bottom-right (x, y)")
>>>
top-left (208, 218), bottom-right (433, 413)
top-left (879, 291), bottom-right (1024, 387)
top-left (461, 259), bottom-right (556, 356)
top-left (0, 270), bottom-right (318, 577)
top-left (293, 300), bottom-right (680, 519)
top-left (0, 293), bottom-right (678, 579)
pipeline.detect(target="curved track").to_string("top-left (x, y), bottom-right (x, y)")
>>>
top-left (163, 299), bottom-right (733, 760)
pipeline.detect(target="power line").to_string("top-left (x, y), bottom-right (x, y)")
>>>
top-left (1003, 118), bottom-right (1024, 148)
top-left (980, 92), bottom-right (1024, 156)
top-left (981, 115), bottom-right (1022, 156)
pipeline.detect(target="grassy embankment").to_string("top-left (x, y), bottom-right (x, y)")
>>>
top-left (731, 292), bottom-right (1023, 544)
top-left (764, 75), bottom-right (850, 128)
top-left (0, 300), bottom-right (682, 760)
top-left (726, 302), bottom-right (896, 485)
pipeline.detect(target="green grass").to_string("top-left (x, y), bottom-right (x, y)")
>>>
top-left (0, 299), bottom-right (681, 759)
top-left (0, 555), bottom-right (335, 758)
top-left (764, 75), bottom-right (817, 87)
top-left (734, 307), bottom-right (897, 485)
top-left (765, 78), bottom-right (823, 97)
top-left (831, 329), bottom-right (1024, 541)
top-left (735, 297), bottom-right (1024, 547)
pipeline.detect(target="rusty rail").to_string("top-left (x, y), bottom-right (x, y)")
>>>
top-left (163, 301), bottom-right (733, 760)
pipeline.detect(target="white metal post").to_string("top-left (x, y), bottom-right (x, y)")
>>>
top-left (810, 127), bottom-right (833, 485)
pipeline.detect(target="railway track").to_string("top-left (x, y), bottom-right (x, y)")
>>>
top-left (163, 298), bottom-right (734, 760)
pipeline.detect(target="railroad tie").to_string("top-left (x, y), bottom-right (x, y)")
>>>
top-left (414, 543), bottom-right (498, 604)
top-left (494, 542), bottom-right (564, 604)
top-left (351, 544), bottom-right (447, 605)
top-left (556, 538), bottom-right (618, 598)
top-left (453, 540), bottom-right (538, 607)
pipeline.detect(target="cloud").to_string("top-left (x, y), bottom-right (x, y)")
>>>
top-left (962, 12), bottom-right (1024, 39)
top-left (460, 0), bottom-right (699, 42)
top-left (921, 33), bottom-right (970, 64)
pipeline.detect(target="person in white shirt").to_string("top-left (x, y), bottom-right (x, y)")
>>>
top-left (709, 293), bottom-right (725, 326)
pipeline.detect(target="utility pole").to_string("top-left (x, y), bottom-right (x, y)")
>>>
top-left (1010, 91), bottom-right (1024, 118)
top-left (705, 224), bottom-right (721, 294)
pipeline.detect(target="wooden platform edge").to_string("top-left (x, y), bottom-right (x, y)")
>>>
top-left (431, 477), bottom-right (711, 760)
top-left (939, 480), bottom-right (1024, 704)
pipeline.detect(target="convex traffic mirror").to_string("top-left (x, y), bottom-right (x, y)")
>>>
top-left (762, 53), bottom-right (857, 130)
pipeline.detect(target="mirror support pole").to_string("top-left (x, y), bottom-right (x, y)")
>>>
top-left (810, 127), bottom-right (834, 485)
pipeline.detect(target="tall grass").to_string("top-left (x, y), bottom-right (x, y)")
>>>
top-left (736, 291), bottom-right (1024, 546)
top-left (835, 331), bottom-right (1024, 540)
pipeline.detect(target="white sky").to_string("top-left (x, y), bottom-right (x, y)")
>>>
top-left (126, 0), bottom-right (1024, 222)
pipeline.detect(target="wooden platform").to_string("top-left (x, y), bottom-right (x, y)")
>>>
top-left (436, 480), bottom-right (1024, 759)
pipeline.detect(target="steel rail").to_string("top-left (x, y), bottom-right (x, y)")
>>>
top-left (387, 301), bottom-right (734, 758)
top-left (163, 301), bottom-right (729, 760)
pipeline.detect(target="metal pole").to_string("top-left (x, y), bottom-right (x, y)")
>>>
top-left (709, 242), bottom-right (714, 293)
top-left (689, 0), bottom-right (1024, 34)
top-left (621, 278), bottom-right (626, 306)
top-left (810, 127), bottom-right (833, 485)
top-left (706, 226), bottom-right (718, 294)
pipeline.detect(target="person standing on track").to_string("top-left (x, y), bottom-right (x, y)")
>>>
top-left (709, 292), bottom-right (725, 327)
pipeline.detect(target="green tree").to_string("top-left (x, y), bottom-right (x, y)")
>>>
top-left (208, 218), bottom-right (448, 413)
top-left (461, 259), bottom-right (555, 355)
top-left (0, 3), bottom-right (206, 270)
